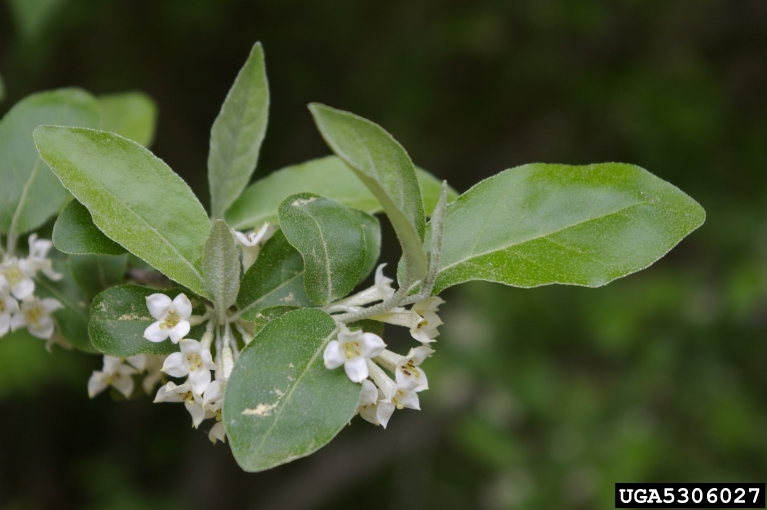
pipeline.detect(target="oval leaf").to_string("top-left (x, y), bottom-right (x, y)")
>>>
top-left (98, 92), bottom-right (158, 147)
top-left (351, 208), bottom-right (381, 285)
top-left (52, 200), bottom-right (126, 256)
top-left (224, 308), bottom-right (360, 472)
top-left (0, 89), bottom-right (100, 237)
top-left (89, 284), bottom-right (207, 357)
top-left (209, 42), bottom-right (269, 219)
top-left (431, 163), bottom-right (706, 293)
top-left (226, 156), bottom-right (457, 230)
top-left (69, 254), bottom-right (128, 300)
top-left (34, 126), bottom-right (211, 297)
top-left (278, 193), bottom-right (366, 305)
top-left (308, 104), bottom-right (429, 281)
top-left (203, 220), bottom-right (241, 316)
top-left (236, 230), bottom-right (313, 321)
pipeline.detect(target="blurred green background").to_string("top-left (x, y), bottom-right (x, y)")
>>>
top-left (1, 1), bottom-right (766, 509)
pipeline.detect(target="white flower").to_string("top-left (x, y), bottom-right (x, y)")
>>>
top-left (356, 379), bottom-right (379, 425)
top-left (203, 379), bottom-right (227, 444)
top-left (376, 379), bottom-right (421, 428)
top-left (376, 346), bottom-right (433, 392)
top-left (323, 327), bottom-right (386, 383)
top-left (11, 296), bottom-right (62, 339)
top-left (0, 283), bottom-right (19, 337)
top-left (154, 381), bottom-right (206, 427)
top-left (410, 297), bottom-right (444, 343)
top-left (140, 355), bottom-right (167, 394)
top-left (0, 257), bottom-right (35, 300)
top-left (26, 234), bottom-right (62, 281)
top-left (234, 223), bottom-right (274, 271)
top-left (334, 264), bottom-right (395, 307)
top-left (88, 356), bottom-right (137, 398)
top-left (143, 293), bottom-right (192, 343)
top-left (162, 339), bottom-right (217, 394)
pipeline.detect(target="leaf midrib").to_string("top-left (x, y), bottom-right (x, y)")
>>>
top-left (238, 271), bottom-right (303, 317)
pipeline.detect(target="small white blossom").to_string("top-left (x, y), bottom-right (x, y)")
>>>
top-left (234, 223), bottom-right (274, 271)
top-left (154, 381), bottom-right (206, 427)
top-left (376, 346), bottom-right (433, 392)
top-left (335, 264), bottom-right (395, 307)
top-left (410, 297), bottom-right (444, 343)
top-left (11, 296), bottom-right (62, 339)
top-left (162, 339), bottom-right (217, 394)
top-left (0, 281), bottom-right (19, 337)
top-left (0, 257), bottom-right (35, 300)
top-left (356, 379), bottom-right (379, 425)
top-left (203, 380), bottom-right (226, 444)
top-left (323, 327), bottom-right (386, 383)
top-left (140, 355), bottom-right (167, 394)
top-left (88, 356), bottom-right (137, 398)
top-left (143, 293), bottom-right (192, 344)
top-left (25, 234), bottom-right (62, 281)
top-left (376, 379), bottom-right (421, 428)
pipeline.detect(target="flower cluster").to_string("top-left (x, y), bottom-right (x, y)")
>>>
top-left (88, 354), bottom-right (165, 398)
top-left (0, 235), bottom-right (64, 343)
top-left (323, 265), bottom-right (443, 428)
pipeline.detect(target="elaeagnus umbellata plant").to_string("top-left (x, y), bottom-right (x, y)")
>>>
top-left (1, 42), bottom-right (705, 472)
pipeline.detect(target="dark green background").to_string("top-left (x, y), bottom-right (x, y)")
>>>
top-left (1, 1), bottom-right (766, 509)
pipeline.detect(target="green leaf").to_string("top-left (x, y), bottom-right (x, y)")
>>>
top-left (208, 42), bottom-right (269, 219)
top-left (224, 308), bottom-right (360, 472)
top-left (250, 305), bottom-right (297, 337)
top-left (225, 156), bottom-right (456, 231)
top-left (98, 92), bottom-right (158, 147)
top-left (34, 126), bottom-right (211, 298)
top-left (351, 208), bottom-right (381, 285)
top-left (69, 254), bottom-right (128, 300)
top-left (0, 89), bottom-right (100, 239)
top-left (278, 193), bottom-right (366, 305)
top-left (430, 163), bottom-right (706, 293)
top-left (89, 284), bottom-right (207, 357)
top-left (6, 0), bottom-right (64, 40)
top-left (34, 259), bottom-right (96, 353)
top-left (52, 200), bottom-right (126, 255)
top-left (309, 104), bottom-right (428, 281)
top-left (347, 318), bottom-right (385, 337)
top-left (203, 220), bottom-right (240, 317)
top-left (236, 230), bottom-right (313, 322)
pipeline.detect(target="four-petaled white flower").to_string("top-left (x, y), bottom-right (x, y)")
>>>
top-left (324, 327), bottom-right (386, 383)
top-left (155, 381), bottom-right (207, 427)
top-left (11, 296), bottom-right (62, 339)
top-left (356, 379), bottom-right (379, 425)
top-left (143, 293), bottom-right (192, 343)
top-left (26, 234), bottom-right (62, 281)
top-left (203, 380), bottom-right (226, 444)
top-left (0, 257), bottom-right (35, 300)
top-left (376, 379), bottom-right (421, 428)
top-left (0, 280), bottom-right (19, 337)
top-left (335, 264), bottom-right (395, 307)
top-left (162, 339), bottom-right (217, 394)
top-left (376, 346), bottom-right (433, 392)
top-left (234, 223), bottom-right (274, 271)
top-left (410, 297), bottom-right (444, 344)
top-left (88, 356), bottom-right (137, 398)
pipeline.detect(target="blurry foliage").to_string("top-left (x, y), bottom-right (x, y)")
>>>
top-left (1, 0), bottom-right (767, 509)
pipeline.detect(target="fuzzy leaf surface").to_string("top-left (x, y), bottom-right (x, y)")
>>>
top-left (52, 200), bottom-right (126, 255)
top-left (308, 105), bottom-right (429, 280)
top-left (236, 230), bottom-right (313, 321)
top-left (34, 126), bottom-right (211, 297)
top-left (351, 208), bottom-right (381, 285)
top-left (208, 42), bottom-right (269, 219)
top-left (203, 220), bottom-right (240, 314)
top-left (224, 308), bottom-right (360, 472)
top-left (0, 89), bottom-right (100, 236)
top-left (278, 193), bottom-right (365, 305)
top-left (226, 156), bottom-right (456, 230)
top-left (98, 92), bottom-right (158, 147)
top-left (430, 163), bottom-right (706, 293)
top-left (89, 284), bottom-right (207, 357)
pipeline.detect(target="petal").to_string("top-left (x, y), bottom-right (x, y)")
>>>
top-left (359, 379), bottom-right (378, 406)
top-left (208, 421), bottom-right (226, 444)
top-left (188, 368), bottom-right (212, 395)
top-left (111, 372), bottom-right (135, 398)
top-left (28, 318), bottom-right (55, 339)
top-left (0, 275), bottom-right (8, 294)
top-left (102, 356), bottom-right (123, 372)
top-left (200, 349), bottom-right (217, 370)
top-left (0, 313), bottom-right (10, 336)
top-left (344, 356), bottom-right (369, 383)
top-left (154, 382), bottom-right (188, 403)
top-left (359, 404), bottom-right (378, 425)
top-left (126, 355), bottom-right (147, 371)
top-left (410, 346), bottom-right (435, 365)
top-left (143, 321), bottom-right (169, 342)
top-left (185, 400), bottom-right (206, 428)
top-left (179, 338), bottom-right (201, 355)
top-left (400, 390), bottom-right (420, 410)
top-left (145, 294), bottom-right (172, 320)
top-left (337, 328), bottom-right (361, 345)
top-left (376, 402), bottom-right (396, 429)
top-left (41, 298), bottom-right (63, 313)
top-left (88, 373), bottom-right (108, 398)
top-left (359, 333), bottom-right (386, 358)
top-left (161, 352), bottom-right (189, 377)
top-left (410, 329), bottom-right (435, 344)
top-left (374, 263), bottom-right (393, 287)
top-left (172, 294), bottom-right (193, 319)
top-left (10, 312), bottom-right (26, 331)
top-left (12, 279), bottom-right (35, 300)
top-left (203, 380), bottom-right (225, 409)
top-left (168, 321), bottom-right (190, 343)
top-left (4, 297), bottom-right (19, 314)
top-left (41, 264), bottom-right (63, 281)
top-left (323, 340), bottom-right (345, 369)
top-left (142, 371), bottom-right (163, 395)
